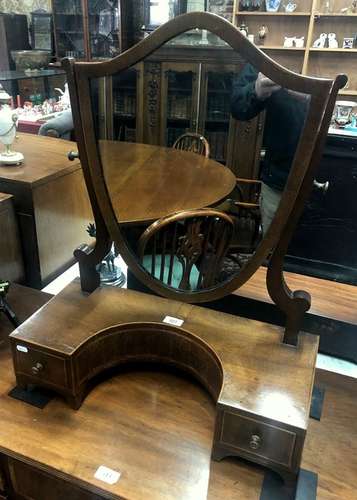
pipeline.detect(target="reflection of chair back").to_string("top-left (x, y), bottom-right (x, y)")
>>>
top-left (219, 177), bottom-right (262, 254)
top-left (138, 209), bottom-right (234, 290)
top-left (173, 132), bottom-right (210, 158)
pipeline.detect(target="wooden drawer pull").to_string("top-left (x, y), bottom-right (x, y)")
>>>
top-left (249, 434), bottom-right (262, 450)
top-left (31, 362), bottom-right (44, 375)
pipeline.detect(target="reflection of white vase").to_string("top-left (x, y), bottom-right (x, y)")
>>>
top-left (265, 0), bottom-right (281, 11)
top-left (0, 93), bottom-right (24, 166)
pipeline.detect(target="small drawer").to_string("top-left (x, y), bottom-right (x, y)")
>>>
top-left (220, 411), bottom-right (296, 467)
top-left (13, 344), bottom-right (68, 388)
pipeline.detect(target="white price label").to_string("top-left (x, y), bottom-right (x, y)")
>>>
top-left (94, 465), bottom-right (121, 485)
top-left (16, 345), bottom-right (28, 353)
top-left (163, 316), bottom-right (184, 327)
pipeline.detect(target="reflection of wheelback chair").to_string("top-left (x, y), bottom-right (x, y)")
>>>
top-left (217, 177), bottom-right (262, 276)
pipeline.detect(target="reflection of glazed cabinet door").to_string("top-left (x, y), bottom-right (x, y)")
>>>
top-left (101, 62), bottom-right (143, 142)
top-left (199, 64), bottom-right (238, 165)
top-left (160, 62), bottom-right (200, 147)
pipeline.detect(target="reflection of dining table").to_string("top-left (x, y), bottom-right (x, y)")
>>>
top-left (99, 141), bottom-right (236, 225)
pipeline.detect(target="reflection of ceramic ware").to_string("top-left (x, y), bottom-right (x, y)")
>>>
top-left (284, 2), bottom-right (297, 12)
top-left (343, 37), bottom-right (354, 49)
top-left (55, 83), bottom-right (71, 108)
top-left (284, 36), bottom-right (295, 47)
top-left (11, 50), bottom-right (51, 72)
top-left (295, 36), bottom-right (304, 48)
top-left (258, 24), bottom-right (268, 42)
top-left (328, 33), bottom-right (338, 48)
top-left (0, 85), bottom-right (24, 166)
top-left (239, 23), bottom-right (249, 36)
top-left (334, 100), bottom-right (357, 127)
top-left (265, 0), bottom-right (281, 11)
top-left (312, 33), bottom-right (327, 48)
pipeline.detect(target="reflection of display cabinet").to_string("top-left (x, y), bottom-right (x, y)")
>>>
top-left (102, 47), bottom-right (262, 175)
top-left (233, 0), bottom-right (357, 104)
top-left (152, 48), bottom-right (260, 171)
top-left (160, 63), bottom-right (199, 146)
top-left (51, 0), bottom-right (133, 60)
top-left (101, 63), bottom-right (143, 142)
top-left (31, 11), bottom-right (53, 52)
top-left (159, 60), bottom-right (237, 164)
top-left (200, 65), bottom-right (235, 163)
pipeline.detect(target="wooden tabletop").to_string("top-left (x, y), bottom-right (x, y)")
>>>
top-left (99, 141), bottom-right (236, 224)
top-left (0, 134), bottom-right (79, 187)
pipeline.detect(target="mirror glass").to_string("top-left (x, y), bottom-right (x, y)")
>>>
top-left (89, 29), bottom-right (311, 293)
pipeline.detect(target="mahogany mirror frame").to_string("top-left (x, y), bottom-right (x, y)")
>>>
top-left (64, 12), bottom-right (347, 345)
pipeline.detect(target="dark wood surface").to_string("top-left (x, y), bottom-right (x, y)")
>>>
top-left (0, 330), bottom-right (356, 499)
top-left (286, 133), bottom-right (357, 285)
top-left (0, 193), bottom-right (24, 283)
top-left (0, 134), bottom-right (81, 187)
top-left (0, 134), bottom-right (93, 288)
top-left (100, 141), bottom-right (236, 224)
top-left (0, 283), bottom-right (52, 342)
top-left (238, 266), bottom-right (357, 326)
top-left (10, 281), bottom-right (318, 481)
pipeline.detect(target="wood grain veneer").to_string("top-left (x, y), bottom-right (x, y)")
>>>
top-left (100, 141), bottom-right (236, 225)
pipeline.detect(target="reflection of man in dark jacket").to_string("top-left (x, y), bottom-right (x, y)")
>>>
top-left (231, 64), bottom-right (308, 232)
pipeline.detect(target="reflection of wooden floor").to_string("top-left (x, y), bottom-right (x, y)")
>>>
top-left (0, 335), bottom-right (356, 499)
top-left (238, 267), bottom-right (357, 325)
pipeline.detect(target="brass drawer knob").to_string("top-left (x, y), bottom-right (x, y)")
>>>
top-left (249, 434), bottom-right (262, 450)
top-left (31, 362), bottom-right (44, 375)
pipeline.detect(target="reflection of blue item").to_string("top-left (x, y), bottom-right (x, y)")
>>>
top-left (265, 0), bottom-right (281, 10)
top-left (38, 110), bottom-right (73, 139)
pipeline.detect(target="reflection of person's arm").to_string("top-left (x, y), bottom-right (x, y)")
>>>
top-left (231, 65), bottom-right (266, 121)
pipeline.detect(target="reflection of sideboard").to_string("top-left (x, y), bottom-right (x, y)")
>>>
top-left (0, 134), bottom-right (93, 289)
top-left (286, 132), bottom-right (357, 285)
top-left (0, 193), bottom-right (24, 284)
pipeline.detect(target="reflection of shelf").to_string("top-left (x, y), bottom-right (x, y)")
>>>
top-left (114, 113), bottom-right (136, 118)
top-left (339, 90), bottom-right (357, 95)
top-left (58, 30), bottom-right (84, 34)
top-left (207, 89), bottom-right (230, 94)
top-left (168, 88), bottom-right (192, 92)
top-left (313, 12), bottom-right (357, 16)
top-left (206, 119), bottom-right (230, 123)
top-left (310, 48), bottom-right (357, 52)
top-left (236, 11), bottom-right (311, 15)
top-left (261, 46), bottom-right (306, 51)
top-left (167, 116), bottom-right (190, 121)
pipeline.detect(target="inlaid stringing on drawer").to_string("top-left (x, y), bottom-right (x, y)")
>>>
top-left (14, 346), bottom-right (68, 388)
top-left (220, 411), bottom-right (296, 467)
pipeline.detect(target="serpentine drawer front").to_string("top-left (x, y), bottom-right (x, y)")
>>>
top-left (13, 346), bottom-right (68, 388)
top-left (220, 411), bottom-right (296, 468)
